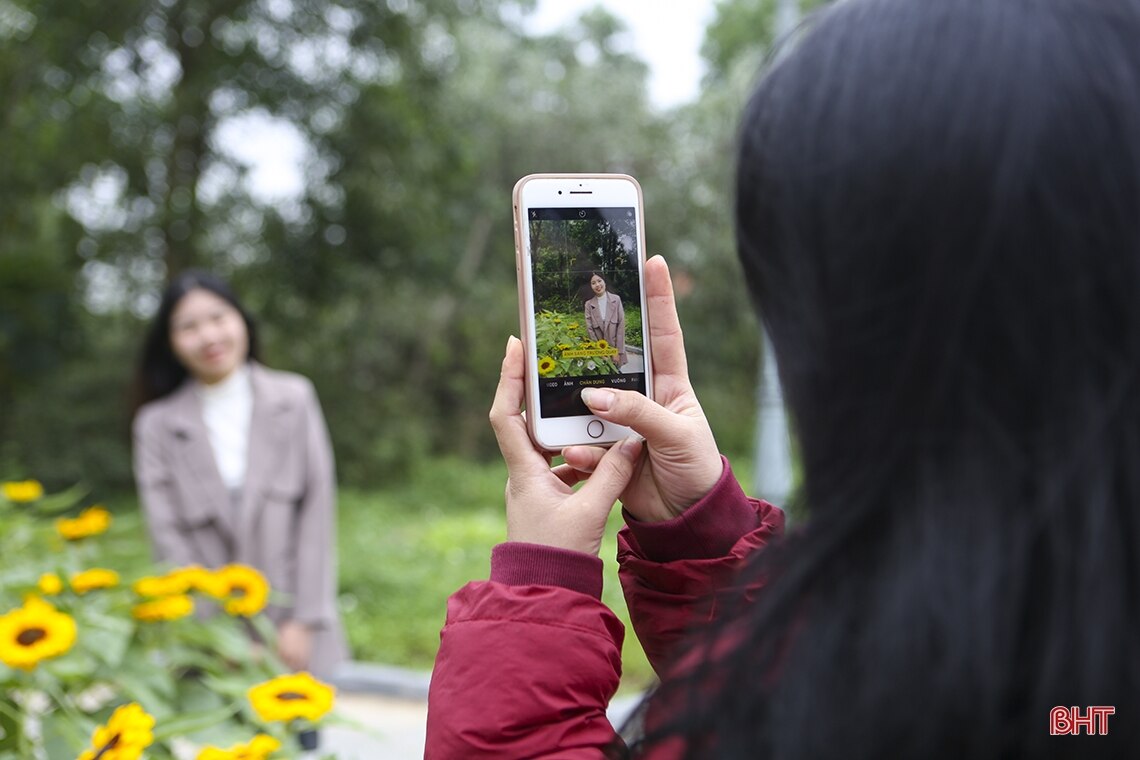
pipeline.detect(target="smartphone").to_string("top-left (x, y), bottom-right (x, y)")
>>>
top-left (512, 173), bottom-right (654, 450)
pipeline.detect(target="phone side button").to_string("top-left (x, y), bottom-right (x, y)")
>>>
top-left (587, 420), bottom-right (604, 439)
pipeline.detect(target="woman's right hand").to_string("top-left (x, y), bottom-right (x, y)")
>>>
top-left (565, 255), bottom-right (723, 523)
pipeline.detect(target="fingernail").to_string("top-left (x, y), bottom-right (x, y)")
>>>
top-left (621, 436), bottom-right (643, 459)
top-left (581, 388), bottom-right (614, 411)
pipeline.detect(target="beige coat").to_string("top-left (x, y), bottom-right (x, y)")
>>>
top-left (584, 292), bottom-right (626, 364)
top-left (132, 363), bottom-right (348, 676)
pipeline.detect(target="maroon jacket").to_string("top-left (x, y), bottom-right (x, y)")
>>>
top-left (426, 459), bottom-right (785, 758)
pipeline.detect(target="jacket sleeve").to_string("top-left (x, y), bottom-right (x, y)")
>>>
top-left (425, 460), bottom-right (783, 759)
top-left (292, 381), bottom-right (339, 628)
top-left (133, 407), bottom-right (198, 567)
top-left (617, 458), bottom-right (785, 674)
top-left (426, 545), bottom-right (625, 759)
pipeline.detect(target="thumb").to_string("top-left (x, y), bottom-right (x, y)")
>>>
top-left (576, 435), bottom-right (643, 506)
top-left (582, 387), bottom-right (687, 446)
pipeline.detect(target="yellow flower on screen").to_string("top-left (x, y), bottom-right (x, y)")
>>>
top-left (71, 568), bottom-right (120, 594)
top-left (2, 480), bottom-right (43, 502)
top-left (567, 322), bottom-right (580, 329)
top-left (596, 339), bottom-right (609, 349)
top-left (77, 702), bottom-right (155, 760)
top-left (0, 597), bottom-right (77, 670)
top-left (56, 505), bottom-right (112, 540)
top-left (132, 594), bottom-right (194, 622)
top-left (37, 572), bottom-right (64, 596)
top-left (248, 672), bottom-right (336, 723)
top-left (538, 356), bottom-right (557, 376)
top-left (214, 564), bottom-right (270, 616)
top-left (196, 733), bottom-right (281, 760)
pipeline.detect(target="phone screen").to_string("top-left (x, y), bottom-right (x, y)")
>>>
top-left (528, 206), bottom-right (649, 418)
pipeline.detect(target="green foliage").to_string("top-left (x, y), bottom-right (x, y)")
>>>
top-left (533, 310), bottom-right (620, 379)
top-left (0, 481), bottom-right (337, 759)
top-left (335, 458), bottom-right (656, 692)
top-left (0, 0), bottom-right (796, 493)
top-left (625, 307), bottom-right (643, 347)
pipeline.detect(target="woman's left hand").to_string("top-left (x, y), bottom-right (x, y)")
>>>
top-left (490, 337), bottom-right (644, 557)
top-left (277, 620), bottom-right (314, 671)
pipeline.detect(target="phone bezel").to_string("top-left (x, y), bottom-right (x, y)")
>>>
top-left (512, 173), bottom-right (653, 451)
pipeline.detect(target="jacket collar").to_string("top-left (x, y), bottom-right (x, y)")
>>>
top-left (161, 362), bottom-right (294, 542)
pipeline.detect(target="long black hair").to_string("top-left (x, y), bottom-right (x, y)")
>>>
top-left (644, 0), bottom-right (1140, 756)
top-left (131, 271), bottom-right (260, 416)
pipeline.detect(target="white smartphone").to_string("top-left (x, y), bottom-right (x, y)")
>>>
top-left (512, 173), bottom-right (654, 451)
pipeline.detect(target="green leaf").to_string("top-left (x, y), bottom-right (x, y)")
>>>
top-left (152, 706), bottom-right (240, 742)
top-left (42, 648), bottom-right (99, 683)
top-left (113, 667), bottom-right (177, 718)
top-left (78, 610), bottom-right (134, 669)
top-left (0, 695), bottom-right (21, 754)
top-left (29, 483), bottom-right (89, 515)
top-left (39, 708), bottom-right (89, 759)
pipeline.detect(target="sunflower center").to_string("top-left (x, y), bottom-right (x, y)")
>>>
top-left (276, 691), bottom-right (308, 701)
top-left (92, 733), bottom-right (120, 760)
top-left (230, 583), bottom-right (248, 598)
top-left (16, 627), bottom-right (47, 646)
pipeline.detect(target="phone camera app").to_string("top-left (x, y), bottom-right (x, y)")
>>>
top-left (528, 206), bottom-right (647, 418)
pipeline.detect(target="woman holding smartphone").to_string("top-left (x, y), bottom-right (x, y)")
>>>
top-left (585, 272), bottom-right (627, 369)
top-left (131, 272), bottom-right (348, 691)
top-left (427, 0), bottom-right (1140, 756)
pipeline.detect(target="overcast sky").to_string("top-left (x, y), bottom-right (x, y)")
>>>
top-left (526, 0), bottom-right (716, 109)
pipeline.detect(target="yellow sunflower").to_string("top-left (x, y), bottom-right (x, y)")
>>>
top-left (77, 702), bottom-right (155, 760)
top-left (2, 480), bottom-right (43, 502)
top-left (596, 339), bottom-right (609, 350)
top-left (197, 733), bottom-right (281, 760)
top-left (0, 597), bottom-right (77, 670)
top-left (37, 572), bottom-right (64, 596)
top-left (537, 356), bottom-right (557, 376)
top-left (132, 594), bottom-right (194, 622)
top-left (56, 506), bottom-right (112, 540)
top-left (567, 322), bottom-right (580, 329)
top-left (173, 565), bottom-right (231, 599)
top-left (71, 568), bottom-right (121, 594)
top-left (248, 672), bottom-right (336, 723)
top-left (133, 571), bottom-right (191, 598)
top-left (214, 564), bottom-right (270, 616)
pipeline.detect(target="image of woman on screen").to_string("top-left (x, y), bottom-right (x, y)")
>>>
top-left (584, 272), bottom-right (627, 369)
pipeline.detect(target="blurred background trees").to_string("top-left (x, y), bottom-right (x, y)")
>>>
top-left (0, 0), bottom-right (820, 492)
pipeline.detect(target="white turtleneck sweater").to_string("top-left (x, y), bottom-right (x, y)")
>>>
top-left (195, 363), bottom-right (253, 491)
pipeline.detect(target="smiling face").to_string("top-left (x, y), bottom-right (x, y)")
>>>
top-left (590, 274), bottom-right (607, 296)
top-left (168, 288), bottom-right (249, 385)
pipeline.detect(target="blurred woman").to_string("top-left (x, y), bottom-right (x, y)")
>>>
top-left (585, 272), bottom-right (628, 369)
top-left (131, 271), bottom-right (347, 684)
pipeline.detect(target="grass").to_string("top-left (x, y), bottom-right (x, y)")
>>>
top-left (338, 454), bottom-right (760, 695)
top-left (336, 456), bottom-right (664, 693)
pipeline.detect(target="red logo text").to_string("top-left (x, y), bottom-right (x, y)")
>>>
top-left (1050, 706), bottom-right (1114, 736)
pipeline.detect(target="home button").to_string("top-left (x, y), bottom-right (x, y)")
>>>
top-left (586, 420), bottom-right (605, 439)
